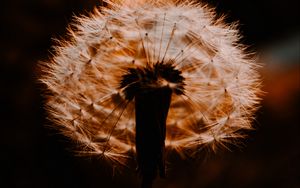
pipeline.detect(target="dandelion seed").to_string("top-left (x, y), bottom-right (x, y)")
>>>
top-left (40, 0), bottom-right (262, 187)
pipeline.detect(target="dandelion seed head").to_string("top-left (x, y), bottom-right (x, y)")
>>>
top-left (41, 0), bottom-right (262, 165)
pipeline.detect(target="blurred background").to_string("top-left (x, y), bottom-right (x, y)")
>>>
top-left (1, 0), bottom-right (299, 187)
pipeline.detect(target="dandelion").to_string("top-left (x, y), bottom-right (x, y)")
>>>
top-left (40, 0), bottom-right (262, 187)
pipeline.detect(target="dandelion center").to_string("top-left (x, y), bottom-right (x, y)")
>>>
top-left (120, 61), bottom-right (185, 101)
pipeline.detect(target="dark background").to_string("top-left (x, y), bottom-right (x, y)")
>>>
top-left (1, 0), bottom-right (299, 187)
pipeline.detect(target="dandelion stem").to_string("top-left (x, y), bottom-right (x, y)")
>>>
top-left (135, 87), bottom-right (172, 188)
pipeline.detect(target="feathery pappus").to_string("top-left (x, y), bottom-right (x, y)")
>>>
top-left (40, 0), bottom-right (262, 187)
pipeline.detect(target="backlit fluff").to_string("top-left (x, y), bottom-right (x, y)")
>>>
top-left (41, 0), bottom-right (261, 165)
